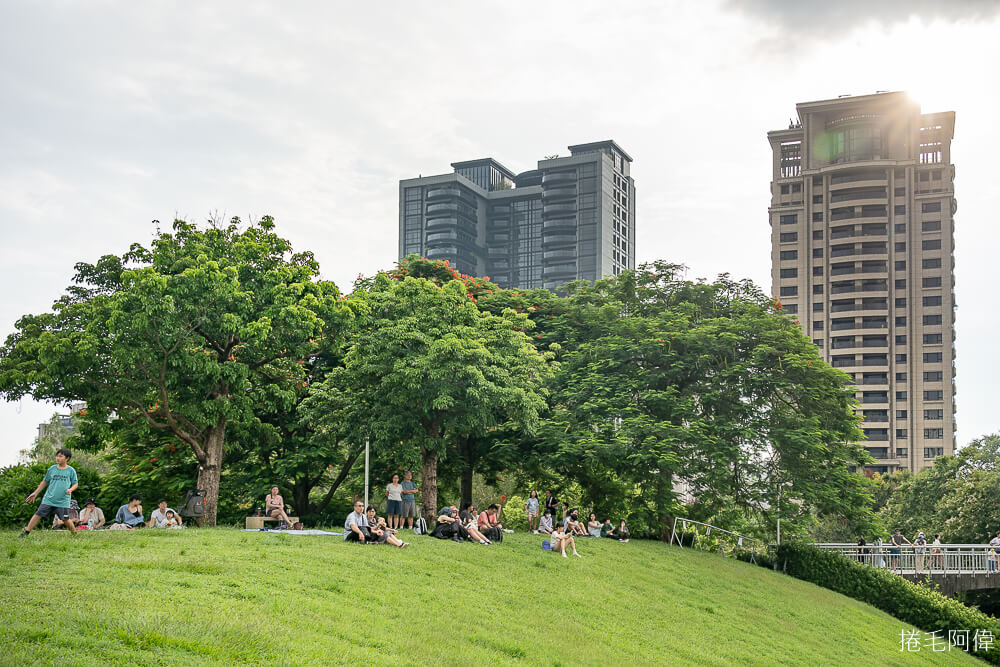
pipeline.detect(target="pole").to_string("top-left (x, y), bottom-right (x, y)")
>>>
top-left (364, 439), bottom-right (370, 510)
top-left (776, 486), bottom-right (781, 546)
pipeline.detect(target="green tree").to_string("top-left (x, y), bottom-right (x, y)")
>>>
top-left (19, 412), bottom-right (111, 474)
top-left (322, 272), bottom-right (551, 522)
top-left (0, 217), bottom-right (349, 525)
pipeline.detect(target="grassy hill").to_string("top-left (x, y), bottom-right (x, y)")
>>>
top-left (0, 529), bottom-right (980, 666)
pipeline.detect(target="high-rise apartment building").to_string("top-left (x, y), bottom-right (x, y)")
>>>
top-left (399, 140), bottom-right (635, 290)
top-left (767, 92), bottom-right (956, 475)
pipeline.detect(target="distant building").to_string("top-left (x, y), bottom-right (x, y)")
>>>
top-left (37, 401), bottom-right (86, 441)
top-left (399, 140), bottom-right (635, 290)
top-left (767, 92), bottom-right (957, 474)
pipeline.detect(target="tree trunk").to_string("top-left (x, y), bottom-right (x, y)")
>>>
top-left (195, 417), bottom-right (226, 526)
top-left (292, 482), bottom-right (310, 518)
top-left (459, 437), bottom-right (474, 508)
top-left (420, 447), bottom-right (438, 523)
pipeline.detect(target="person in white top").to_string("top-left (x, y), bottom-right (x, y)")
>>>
top-left (385, 474), bottom-right (404, 530)
top-left (148, 499), bottom-right (182, 528)
top-left (989, 531), bottom-right (1000, 573)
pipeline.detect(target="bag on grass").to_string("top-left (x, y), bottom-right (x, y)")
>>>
top-left (542, 540), bottom-right (551, 551)
top-left (413, 517), bottom-right (428, 535)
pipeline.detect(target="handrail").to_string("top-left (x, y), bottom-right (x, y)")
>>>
top-left (671, 517), bottom-right (760, 564)
top-left (813, 543), bottom-right (1000, 575)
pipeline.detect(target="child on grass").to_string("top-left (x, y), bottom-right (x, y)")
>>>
top-left (19, 448), bottom-right (78, 538)
top-left (551, 523), bottom-right (581, 558)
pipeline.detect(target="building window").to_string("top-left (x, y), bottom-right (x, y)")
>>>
top-left (895, 260), bottom-right (906, 270)
top-left (923, 295), bottom-right (942, 306)
top-left (897, 429), bottom-right (908, 439)
top-left (923, 352), bottom-right (943, 363)
top-left (922, 239), bottom-right (942, 251)
top-left (813, 339), bottom-right (824, 348)
top-left (895, 297), bottom-right (906, 307)
top-left (812, 212), bottom-right (824, 222)
top-left (813, 303), bottom-right (824, 312)
top-left (780, 214), bottom-right (798, 225)
top-left (813, 175), bottom-right (823, 186)
top-left (923, 371), bottom-right (943, 382)
top-left (921, 202), bottom-right (942, 213)
top-left (780, 286), bottom-right (798, 296)
top-left (922, 220), bottom-right (941, 232)
top-left (813, 194), bottom-right (823, 204)
top-left (894, 187), bottom-right (905, 196)
top-left (922, 277), bottom-right (942, 288)
top-left (813, 248), bottom-right (823, 257)
top-left (813, 267), bottom-right (823, 276)
top-left (780, 268), bottom-right (798, 278)
top-left (780, 250), bottom-right (798, 260)
top-left (780, 232), bottom-right (798, 243)
top-left (895, 279), bottom-right (906, 289)
top-left (813, 321), bottom-right (824, 330)
top-left (923, 390), bottom-right (944, 401)
top-left (780, 184), bottom-right (789, 194)
top-left (923, 314), bottom-right (942, 325)
top-left (924, 429), bottom-right (944, 440)
top-left (896, 372), bottom-right (907, 381)
top-left (813, 285), bottom-right (824, 294)
top-left (896, 410), bottom-right (908, 418)
top-left (924, 409), bottom-right (943, 420)
top-left (780, 141), bottom-right (802, 178)
top-left (894, 242), bottom-right (906, 252)
top-left (924, 447), bottom-right (944, 458)
top-left (923, 333), bottom-right (943, 344)
top-left (922, 258), bottom-right (942, 269)
top-left (895, 316), bottom-right (906, 326)
top-left (895, 353), bottom-right (907, 362)
top-left (894, 223), bottom-right (906, 233)
top-left (895, 335), bottom-right (907, 344)
top-left (894, 205), bottom-right (906, 215)
top-left (896, 391), bottom-right (908, 400)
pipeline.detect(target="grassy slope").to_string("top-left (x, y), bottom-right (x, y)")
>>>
top-left (0, 529), bottom-right (979, 666)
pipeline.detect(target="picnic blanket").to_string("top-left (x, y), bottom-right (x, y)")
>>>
top-left (242, 529), bottom-right (342, 536)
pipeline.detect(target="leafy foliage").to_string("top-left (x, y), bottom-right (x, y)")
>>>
top-left (0, 463), bottom-right (102, 528)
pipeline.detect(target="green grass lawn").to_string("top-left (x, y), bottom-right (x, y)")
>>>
top-left (0, 528), bottom-right (981, 666)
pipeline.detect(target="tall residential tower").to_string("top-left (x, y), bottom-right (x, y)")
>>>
top-left (767, 92), bottom-right (956, 475)
top-left (399, 140), bottom-right (635, 290)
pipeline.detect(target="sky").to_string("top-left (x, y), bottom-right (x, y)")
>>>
top-left (1, 1), bottom-right (999, 466)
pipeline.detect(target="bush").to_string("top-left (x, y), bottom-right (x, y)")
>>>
top-left (777, 542), bottom-right (1000, 663)
top-left (0, 463), bottom-right (102, 528)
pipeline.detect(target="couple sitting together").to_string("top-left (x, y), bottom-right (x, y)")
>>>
top-left (430, 503), bottom-right (504, 544)
top-left (343, 501), bottom-right (410, 548)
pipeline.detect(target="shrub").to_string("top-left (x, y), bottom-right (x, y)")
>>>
top-left (0, 463), bottom-right (102, 528)
top-left (777, 542), bottom-right (1000, 663)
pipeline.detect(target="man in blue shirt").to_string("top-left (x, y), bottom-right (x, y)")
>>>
top-left (20, 448), bottom-right (79, 538)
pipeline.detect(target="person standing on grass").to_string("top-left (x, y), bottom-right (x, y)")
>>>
top-left (344, 501), bottom-right (370, 542)
top-left (385, 474), bottom-right (403, 530)
top-left (544, 490), bottom-right (558, 522)
top-left (265, 486), bottom-right (293, 527)
top-left (78, 498), bottom-right (105, 530)
top-left (115, 494), bottom-right (146, 529)
top-left (400, 471), bottom-right (418, 530)
top-left (989, 532), bottom-right (1000, 573)
top-left (538, 508), bottom-right (554, 534)
top-left (525, 491), bottom-right (540, 533)
top-left (19, 447), bottom-right (78, 538)
top-left (551, 523), bottom-right (582, 558)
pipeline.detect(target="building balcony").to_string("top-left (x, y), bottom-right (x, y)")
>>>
top-left (541, 185), bottom-right (577, 200)
top-left (542, 202), bottom-right (577, 216)
top-left (543, 249), bottom-right (578, 262)
top-left (426, 247), bottom-right (457, 260)
top-left (543, 263), bottom-right (576, 278)
top-left (541, 234), bottom-right (577, 248)
top-left (543, 218), bottom-right (576, 232)
top-left (541, 171), bottom-right (577, 185)
top-left (425, 217), bottom-right (459, 230)
top-left (426, 187), bottom-right (464, 200)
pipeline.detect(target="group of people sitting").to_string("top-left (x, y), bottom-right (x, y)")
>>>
top-left (51, 494), bottom-right (185, 531)
top-left (524, 491), bottom-right (631, 544)
top-left (429, 503), bottom-right (506, 544)
top-left (343, 500), bottom-right (411, 547)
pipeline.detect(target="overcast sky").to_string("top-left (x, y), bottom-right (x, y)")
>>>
top-left (2, 1), bottom-right (998, 466)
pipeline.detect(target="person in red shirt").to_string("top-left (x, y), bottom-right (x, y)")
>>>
top-left (477, 504), bottom-right (503, 543)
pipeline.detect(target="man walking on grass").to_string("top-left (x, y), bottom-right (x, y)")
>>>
top-left (19, 448), bottom-right (78, 538)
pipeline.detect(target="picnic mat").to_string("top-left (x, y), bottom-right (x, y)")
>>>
top-left (242, 529), bottom-right (343, 536)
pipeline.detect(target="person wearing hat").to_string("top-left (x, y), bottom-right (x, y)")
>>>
top-left (78, 498), bottom-right (105, 530)
top-left (913, 531), bottom-right (928, 572)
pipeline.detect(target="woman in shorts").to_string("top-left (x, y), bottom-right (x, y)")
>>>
top-left (524, 490), bottom-right (540, 533)
top-left (385, 474), bottom-right (403, 530)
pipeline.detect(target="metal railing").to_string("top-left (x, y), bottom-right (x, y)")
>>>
top-left (671, 518), bottom-right (761, 564)
top-left (814, 543), bottom-right (1000, 575)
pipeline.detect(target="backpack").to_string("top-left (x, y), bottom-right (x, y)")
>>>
top-left (413, 517), bottom-right (428, 535)
top-left (542, 539), bottom-right (551, 551)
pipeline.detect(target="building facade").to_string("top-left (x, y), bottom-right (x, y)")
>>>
top-left (399, 140), bottom-right (635, 290)
top-left (767, 92), bottom-right (956, 475)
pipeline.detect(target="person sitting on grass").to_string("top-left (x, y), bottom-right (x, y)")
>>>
top-left (163, 510), bottom-right (183, 528)
top-left (600, 518), bottom-right (615, 538)
top-left (587, 513), bottom-right (602, 537)
top-left (149, 499), bottom-right (182, 528)
top-left (431, 506), bottom-right (470, 541)
top-left (78, 498), bottom-right (105, 530)
top-left (114, 494), bottom-right (146, 529)
top-left (19, 447), bottom-right (79, 538)
top-left (538, 508), bottom-right (554, 534)
top-left (265, 486), bottom-right (293, 528)
top-left (478, 504), bottom-right (504, 543)
top-left (551, 523), bottom-right (582, 558)
top-left (366, 506), bottom-right (409, 548)
top-left (617, 519), bottom-right (630, 543)
top-left (459, 504), bottom-right (492, 545)
top-left (344, 501), bottom-right (370, 542)
top-left (565, 509), bottom-right (587, 537)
